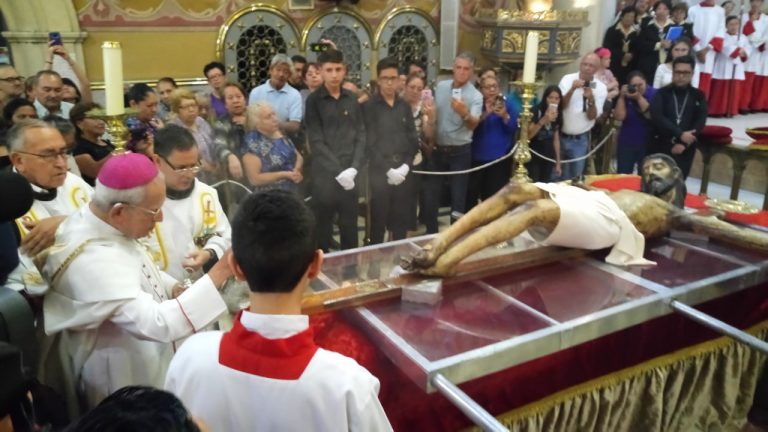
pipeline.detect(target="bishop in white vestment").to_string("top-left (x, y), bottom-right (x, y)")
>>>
top-left (42, 153), bottom-right (230, 409)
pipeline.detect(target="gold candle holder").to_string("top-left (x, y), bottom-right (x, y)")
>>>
top-left (88, 109), bottom-right (137, 153)
top-left (510, 81), bottom-right (539, 183)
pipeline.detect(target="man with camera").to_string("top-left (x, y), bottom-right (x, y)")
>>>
top-left (557, 53), bottom-right (608, 180)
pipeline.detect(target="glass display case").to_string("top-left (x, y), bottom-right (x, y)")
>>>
top-left (310, 234), bottom-right (768, 429)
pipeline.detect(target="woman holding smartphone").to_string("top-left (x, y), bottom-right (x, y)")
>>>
top-left (402, 73), bottom-right (435, 233)
top-left (527, 85), bottom-right (563, 182)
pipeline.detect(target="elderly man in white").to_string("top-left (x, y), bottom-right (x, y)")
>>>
top-left (7, 120), bottom-right (92, 296)
top-left (42, 153), bottom-right (231, 410)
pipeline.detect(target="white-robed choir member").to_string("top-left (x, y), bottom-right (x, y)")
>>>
top-left (709, 16), bottom-right (751, 116)
top-left (742, 0), bottom-right (768, 111)
top-left (144, 125), bottom-right (231, 281)
top-left (165, 190), bottom-right (393, 432)
top-left (42, 153), bottom-right (231, 410)
top-left (6, 120), bottom-right (92, 296)
top-left (688, 0), bottom-right (726, 98)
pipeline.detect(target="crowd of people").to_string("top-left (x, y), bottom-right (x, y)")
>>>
top-left (0, 0), bottom-right (767, 429)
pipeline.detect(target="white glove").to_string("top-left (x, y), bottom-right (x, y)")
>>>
top-left (335, 167), bottom-right (358, 190)
top-left (386, 168), bottom-right (406, 186)
top-left (395, 163), bottom-right (409, 178)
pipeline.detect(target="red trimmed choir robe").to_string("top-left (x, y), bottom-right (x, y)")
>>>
top-left (742, 12), bottom-right (768, 111)
top-left (165, 310), bottom-right (393, 431)
top-left (709, 33), bottom-right (751, 116)
top-left (688, 2), bottom-right (726, 99)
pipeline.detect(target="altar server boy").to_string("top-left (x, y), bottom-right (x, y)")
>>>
top-left (709, 15), bottom-right (752, 116)
top-left (165, 190), bottom-right (392, 432)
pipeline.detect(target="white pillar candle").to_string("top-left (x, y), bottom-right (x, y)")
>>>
top-left (522, 31), bottom-right (539, 83)
top-left (102, 41), bottom-right (124, 116)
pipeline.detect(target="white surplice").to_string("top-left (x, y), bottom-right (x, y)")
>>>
top-left (7, 172), bottom-right (92, 295)
top-left (712, 33), bottom-right (751, 80)
top-left (42, 205), bottom-right (227, 408)
top-left (742, 12), bottom-right (768, 76)
top-left (688, 3), bottom-right (726, 80)
top-left (165, 311), bottom-right (393, 432)
top-left (143, 179), bottom-right (231, 281)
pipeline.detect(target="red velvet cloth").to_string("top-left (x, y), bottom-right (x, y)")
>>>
top-left (590, 176), bottom-right (708, 209)
top-left (725, 211), bottom-right (768, 228)
top-left (701, 124), bottom-right (733, 138)
top-left (708, 80), bottom-right (742, 117)
top-left (313, 283), bottom-right (768, 431)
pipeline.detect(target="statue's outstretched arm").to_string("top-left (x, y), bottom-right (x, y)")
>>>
top-left (672, 211), bottom-right (768, 253)
top-left (420, 199), bottom-right (560, 276)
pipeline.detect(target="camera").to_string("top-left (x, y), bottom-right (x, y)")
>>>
top-left (494, 94), bottom-right (505, 109)
top-left (309, 42), bottom-right (330, 53)
top-left (627, 83), bottom-right (637, 93)
top-left (583, 80), bottom-right (597, 89)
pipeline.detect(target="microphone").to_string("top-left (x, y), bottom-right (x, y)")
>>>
top-left (0, 171), bottom-right (33, 223)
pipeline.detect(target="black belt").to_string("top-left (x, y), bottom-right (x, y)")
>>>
top-left (435, 143), bottom-right (471, 153)
top-left (560, 132), bottom-right (588, 139)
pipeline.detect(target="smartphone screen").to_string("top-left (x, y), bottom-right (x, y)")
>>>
top-left (451, 88), bottom-right (462, 101)
top-left (309, 42), bottom-right (329, 53)
top-left (48, 32), bottom-right (63, 46)
top-left (421, 89), bottom-right (433, 102)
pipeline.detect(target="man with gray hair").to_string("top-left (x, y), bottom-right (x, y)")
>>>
top-left (247, 53), bottom-right (302, 135)
top-left (42, 152), bottom-right (232, 410)
top-left (422, 51), bottom-right (483, 233)
top-left (0, 64), bottom-right (24, 100)
top-left (33, 70), bottom-right (73, 119)
top-left (7, 120), bottom-right (92, 296)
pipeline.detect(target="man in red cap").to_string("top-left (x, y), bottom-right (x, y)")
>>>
top-left (41, 152), bottom-right (233, 411)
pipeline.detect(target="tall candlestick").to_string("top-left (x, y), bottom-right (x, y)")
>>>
top-left (522, 31), bottom-right (539, 83)
top-left (102, 41), bottom-right (124, 116)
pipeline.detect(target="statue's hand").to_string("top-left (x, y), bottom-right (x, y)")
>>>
top-left (410, 247), bottom-right (436, 269)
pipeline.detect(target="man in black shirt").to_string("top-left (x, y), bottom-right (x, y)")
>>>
top-left (304, 49), bottom-right (366, 251)
top-left (363, 57), bottom-right (419, 244)
top-left (649, 55), bottom-right (708, 178)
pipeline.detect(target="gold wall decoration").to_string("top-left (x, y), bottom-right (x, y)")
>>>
top-left (482, 29), bottom-right (496, 50)
top-left (476, 8), bottom-right (589, 24)
top-left (556, 31), bottom-right (581, 55)
top-left (536, 30), bottom-right (549, 54)
top-left (501, 30), bottom-right (524, 53)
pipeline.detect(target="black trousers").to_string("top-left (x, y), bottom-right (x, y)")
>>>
top-left (311, 171), bottom-right (358, 252)
top-left (369, 166), bottom-right (412, 244)
top-left (466, 158), bottom-right (511, 211)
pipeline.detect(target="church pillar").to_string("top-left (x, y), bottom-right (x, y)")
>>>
top-left (440, 0), bottom-right (460, 69)
top-left (0, 0), bottom-right (86, 77)
top-left (550, 0), bottom-right (616, 77)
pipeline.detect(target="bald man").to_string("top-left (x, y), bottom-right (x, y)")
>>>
top-left (557, 53), bottom-right (608, 180)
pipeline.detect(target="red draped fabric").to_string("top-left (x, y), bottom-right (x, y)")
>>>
top-left (312, 283), bottom-right (768, 431)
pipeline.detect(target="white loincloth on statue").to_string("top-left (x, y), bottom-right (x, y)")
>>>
top-left (530, 183), bottom-right (656, 266)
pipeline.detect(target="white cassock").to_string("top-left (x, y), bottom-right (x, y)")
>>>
top-left (143, 179), bottom-right (231, 281)
top-left (42, 205), bottom-right (227, 409)
top-left (166, 311), bottom-right (393, 432)
top-left (742, 12), bottom-right (768, 76)
top-left (530, 183), bottom-right (655, 266)
top-left (712, 33), bottom-right (750, 80)
top-left (7, 172), bottom-right (92, 295)
top-left (688, 3), bottom-right (726, 97)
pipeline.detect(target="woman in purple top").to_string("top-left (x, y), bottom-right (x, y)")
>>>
top-left (614, 70), bottom-right (655, 174)
top-left (168, 88), bottom-right (217, 183)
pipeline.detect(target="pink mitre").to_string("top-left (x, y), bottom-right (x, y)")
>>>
top-left (98, 153), bottom-right (158, 189)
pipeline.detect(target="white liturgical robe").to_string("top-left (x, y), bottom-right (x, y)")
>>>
top-left (144, 179), bottom-right (231, 281)
top-left (166, 311), bottom-right (393, 432)
top-left (42, 205), bottom-right (227, 408)
top-left (7, 172), bottom-right (92, 295)
top-left (688, 3), bottom-right (726, 91)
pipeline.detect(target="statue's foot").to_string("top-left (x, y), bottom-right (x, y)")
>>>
top-left (410, 245), bottom-right (437, 268)
top-left (418, 263), bottom-right (455, 278)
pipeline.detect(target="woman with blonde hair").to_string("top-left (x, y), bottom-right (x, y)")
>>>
top-left (242, 101), bottom-right (303, 192)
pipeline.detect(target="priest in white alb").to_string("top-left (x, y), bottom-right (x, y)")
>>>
top-left (42, 153), bottom-right (231, 410)
top-left (7, 120), bottom-right (92, 296)
top-left (143, 125), bottom-right (231, 281)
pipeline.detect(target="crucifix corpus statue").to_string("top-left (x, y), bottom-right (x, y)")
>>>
top-left (403, 154), bottom-right (768, 277)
